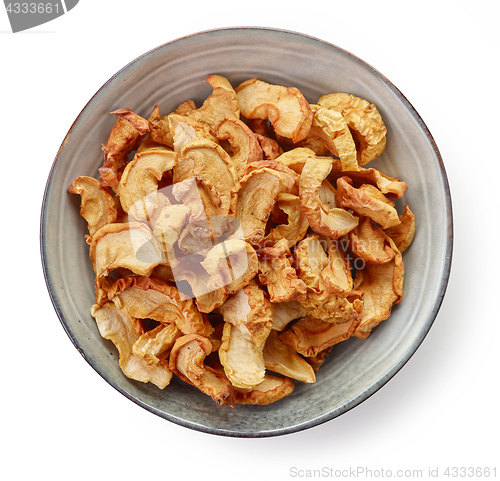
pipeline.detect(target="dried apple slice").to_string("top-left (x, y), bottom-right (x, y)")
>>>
top-left (91, 302), bottom-right (172, 389)
top-left (109, 108), bottom-right (150, 135)
top-left (234, 374), bottom-right (295, 405)
top-left (132, 322), bottom-right (182, 368)
top-left (271, 300), bottom-right (309, 331)
top-left (68, 176), bottom-right (117, 243)
top-left (263, 330), bottom-right (316, 383)
top-left (215, 118), bottom-right (264, 176)
top-left (241, 160), bottom-right (300, 195)
top-left (258, 238), bottom-right (307, 303)
top-left (169, 177), bottom-right (226, 257)
top-left (90, 222), bottom-right (163, 279)
top-left (280, 316), bottom-right (360, 357)
top-left (117, 137), bottom-right (177, 221)
top-left (147, 101), bottom-right (198, 147)
top-left (235, 78), bottom-right (313, 143)
top-left (173, 138), bottom-right (237, 213)
top-left (99, 109), bottom-right (150, 190)
top-left (152, 203), bottom-right (191, 261)
top-left (294, 235), bottom-right (329, 294)
top-left (294, 235), bottom-right (359, 323)
top-left (172, 256), bottom-right (228, 313)
top-left (263, 193), bottom-right (309, 249)
top-left (328, 165), bottom-right (408, 199)
top-left (299, 155), bottom-right (358, 239)
top-left (306, 347), bottom-right (333, 372)
top-left (217, 279), bottom-right (273, 347)
top-left (308, 104), bottom-right (359, 171)
top-left (385, 205), bottom-right (416, 253)
top-left (187, 74), bottom-right (240, 131)
top-left (169, 334), bottom-right (235, 406)
top-left (322, 237), bottom-right (353, 296)
top-left (349, 216), bottom-right (396, 264)
top-left (352, 237), bottom-right (404, 338)
top-left (230, 166), bottom-right (295, 246)
top-left (336, 176), bottom-right (400, 229)
top-left (275, 147), bottom-right (316, 174)
top-left (107, 276), bottom-right (213, 338)
top-left (255, 134), bottom-right (283, 160)
top-left (200, 238), bottom-right (259, 294)
top-left (219, 322), bottom-right (266, 389)
top-left (168, 113), bottom-right (218, 153)
top-left (318, 92), bottom-right (387, 165)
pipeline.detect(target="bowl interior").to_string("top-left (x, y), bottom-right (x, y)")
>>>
top-left (41, 28), bottom-right (452, 437)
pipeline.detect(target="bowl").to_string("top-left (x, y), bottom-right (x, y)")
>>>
top-left (40, 27), bottom-right (453, 437)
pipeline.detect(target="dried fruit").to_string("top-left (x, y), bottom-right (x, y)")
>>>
top-left (70, 76), bottom-right (414, 406)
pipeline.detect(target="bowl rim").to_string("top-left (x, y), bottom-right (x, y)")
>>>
top-left (40, 26), bottom-right (453, 438)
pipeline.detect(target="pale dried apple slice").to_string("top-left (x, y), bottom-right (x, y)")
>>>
top-left (219, 322), bottom-right (266, 389)
top-left (217, 279), bottom-right (273, 347)
top-left (169, 177), bottom-right (226, 257)
top-left (328, 165), bottom-right (408, 199)
top-left (271, 300), bottom-right (309, 331)
top-left (263, 330), bottom-right (316, 383)
top-left (173, 138), bottom-right (237, 213)
top-left (318, 92), bottom-right (387, 165)
top-left (108, 276), bottom-right (184, 324)
top-left (90, 222), bottom-right (163, 279)
top-left (152, 203), bottom-right (191, 261)
top-left (117, 137), bottom-right (177, 221)
top-left (275, 147), bottom-right (316, 174)
top-left (299, 155), bottom-right (359, 239)
top-left (230, 167), bottom-right (295, 247)
top-left (322, 237), bottom-right (353, 296)
top-left (168, 113), bottom-right (218, 153)
top-left (318, 178), bottom-right (338, 209)
top-left (294, 235), bottom-right (329, 294)
top-left (132, 322), bottom-right (182, 368)
top-left (241, 160), bottom-right (300, 195)
top-left (91, 302), bottom-right (172, 389)
top-left (308, 104), bottom-right (359, 171)
top-left (200, 238), bottom-right (259, 294)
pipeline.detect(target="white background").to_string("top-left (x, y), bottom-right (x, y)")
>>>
top-left (1, 1), bottom-right (498, 480)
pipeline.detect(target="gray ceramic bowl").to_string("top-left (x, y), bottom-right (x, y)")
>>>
top-left (41, 27), bottom-right (453, 437)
